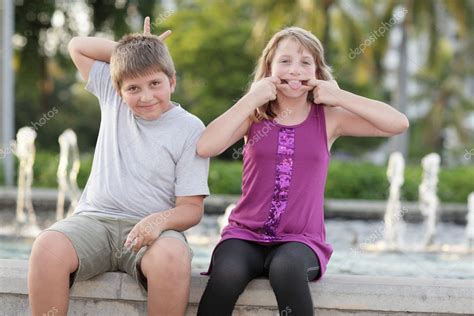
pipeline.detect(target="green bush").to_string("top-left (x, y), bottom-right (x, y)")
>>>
top-left (208, 158), bottom-right (243, 194)
top-left (402, 166), bottom-right (422, 201)
top-left (438, 166), bottom-right (474, 203)
top-left (325, 160), bottom-right (388, 200)
top-left (0, 151), bottom-right (93, 189)
top-left (31, 151), bottom-right (94, 188)
top-left (325, 162), bottom-right (473, 203)
top-left (1, 152), bottom-right (473, 203)
top-left (0, 161), bottom-right (4, 184)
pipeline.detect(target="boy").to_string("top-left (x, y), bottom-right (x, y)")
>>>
top-left (28, 20), bottom-right (209, 316)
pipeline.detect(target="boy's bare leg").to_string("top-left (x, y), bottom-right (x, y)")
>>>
top-left (140, 237), bottom-right (192, 316)
top-left (28, 231), bottom-right (79, 316)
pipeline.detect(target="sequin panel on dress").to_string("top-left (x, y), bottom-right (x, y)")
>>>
top-left (261, 127), bottom-right (295, 240)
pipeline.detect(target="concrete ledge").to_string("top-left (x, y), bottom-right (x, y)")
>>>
top-left (1, 259), bottom-right (473, 315)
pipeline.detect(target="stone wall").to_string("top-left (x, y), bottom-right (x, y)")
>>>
top-left (1, 259), bottom-right (472, 315)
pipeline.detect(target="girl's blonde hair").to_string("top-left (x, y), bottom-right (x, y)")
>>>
top-left (110, 34), bottom-right (176, 93)
top-left (250, 27), bottom-right (333, 122)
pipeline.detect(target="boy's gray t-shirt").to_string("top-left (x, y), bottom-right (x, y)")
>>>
top-left (74, 61), bottom-right (209, 220)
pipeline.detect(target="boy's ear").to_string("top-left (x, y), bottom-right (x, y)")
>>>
top-left (170, 74), bottom-right (177, 93)
top-left (116, 85), bottom-right (123, 98)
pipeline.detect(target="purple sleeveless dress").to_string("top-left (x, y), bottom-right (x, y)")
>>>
top-left (211, 104), bottom-right (333, 279)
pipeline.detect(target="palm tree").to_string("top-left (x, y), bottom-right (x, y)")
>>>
top-left (392, 0), bottom-right (474, 158)
top-left (224, 0), bottom-right (474, 159)
top-left (246, 0), bottom-right (363, 59)
top-left (414, 43), bottom-right (473, 150)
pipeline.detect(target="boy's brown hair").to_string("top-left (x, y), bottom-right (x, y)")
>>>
top-left (110, 34), bottom-right (175, 93)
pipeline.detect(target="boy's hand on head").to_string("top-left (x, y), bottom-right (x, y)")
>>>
top-left (124, 213), bottom-right (165, 252)
top-left (304, 79), bottom-right (341, 107)
top-left (143, 16), bottom-right (172, 41)
top-left (158, 30), bottom-right (172, 41)
top-left (248, 76), bottom-right (280, 107)
top-left (144, 16), bottom-right (151, 35)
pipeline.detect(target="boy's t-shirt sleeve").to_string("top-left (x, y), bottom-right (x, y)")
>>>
top-left (175, 122), bottom-right (210, 197)
top-left (84, 61), bottom-right (116, 106)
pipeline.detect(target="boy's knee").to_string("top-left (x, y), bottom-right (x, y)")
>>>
top-left (30, 231), bottom-right (78, 273)
top-left (141, 237), bottom-right (191, 279)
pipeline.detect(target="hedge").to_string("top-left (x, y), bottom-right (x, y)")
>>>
top-left (0, 152), bottom-right (472, 203)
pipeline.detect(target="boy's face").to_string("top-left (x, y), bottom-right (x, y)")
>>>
top-left (120, 71), bottom-right (176, 121)
top-left (271, 38), bottom-right (317, 98)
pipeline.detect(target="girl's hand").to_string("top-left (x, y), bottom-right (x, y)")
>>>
top-left (143, 16), bottom-right (172, 41)
top-left (305, 79), bottom-right (342, 106)
top-left (247, 76), bottom-right (281, 107)
top-left (124, 213), bottom-right (164, 252)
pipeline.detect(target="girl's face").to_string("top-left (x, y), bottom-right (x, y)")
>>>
top-left (270, 38), bottom-right (317, 98)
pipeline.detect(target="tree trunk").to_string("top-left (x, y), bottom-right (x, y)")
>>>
top-left (388, 9), bottom-right (410, 158)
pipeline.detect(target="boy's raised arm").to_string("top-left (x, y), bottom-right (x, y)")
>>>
top-left (68, 17), bottom-right (172, 82)
top-left (68, 37), bottom-right (117, 81)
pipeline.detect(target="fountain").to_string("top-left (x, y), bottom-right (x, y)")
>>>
top-left (359, 152), bottom-right (473, 254)
top-left (418, 153), bottom-right (441, 248)
top-left (466, 192), bottom-right (474, 247)
top-left (383, 151), bottom-right (406, 250)
top-left (357, 152), bottom-right (408, 252)
top-left (56, 129), bottom-right (81, 220)
top-left (11, 127), bottom-right (39, 236)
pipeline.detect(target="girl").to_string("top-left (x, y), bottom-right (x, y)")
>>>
top-left (196, 27), bottom-right (409, 315)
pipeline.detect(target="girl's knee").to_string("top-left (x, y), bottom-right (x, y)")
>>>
top-left (268, 258), bottom-right (308, 290)
top-left (208, 263), bottom-right (252, 291)
top-left (269, 256), bottom-right (300, 276)
top-left (269, 243), bottom-right (319, 283)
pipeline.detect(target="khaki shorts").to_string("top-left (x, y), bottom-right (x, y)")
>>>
top-left (42, 213), bottom-right (193, 292)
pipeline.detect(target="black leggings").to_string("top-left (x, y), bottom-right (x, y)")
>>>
top-left (197, 239), bottom-right (321, 316)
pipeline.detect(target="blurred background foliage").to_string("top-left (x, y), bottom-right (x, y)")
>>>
top-left (1, 152), bottom-right (472, 202)
top-left (3, 0), bottom-right (474, 200)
